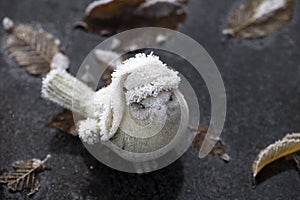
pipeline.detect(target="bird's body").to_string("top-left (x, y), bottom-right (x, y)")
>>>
top-left (42, 53), bottom-right (189, 161)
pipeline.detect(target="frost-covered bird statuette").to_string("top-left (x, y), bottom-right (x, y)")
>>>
top-left (42, 53), bottom-right (189, 160)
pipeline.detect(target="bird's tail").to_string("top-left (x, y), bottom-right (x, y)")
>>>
top-left (41, 69), bottom-right (94, 116)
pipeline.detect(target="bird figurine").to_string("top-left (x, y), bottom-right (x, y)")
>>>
top-left (42, 53), bottom-right (189, 162)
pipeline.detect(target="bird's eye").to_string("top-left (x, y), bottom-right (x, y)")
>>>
top-left (139, 103), bottom-right (145, 109)
top-left (169, 94), bottom-right (173, 101)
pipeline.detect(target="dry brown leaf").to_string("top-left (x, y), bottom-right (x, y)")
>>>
top-left (76, 0), bottom-right (145, 35)
top-left (45, 109), bottom-right (78, 136)
top-left (0, 155), bottom-right (51, 197)
top-left (252, 133), bottom-right (300, 178)
top-left (2, 17), bottom-right (69, 76)
top-left (191, 125), bottom-right (230, 162)
top-left (223, 0), bottom-right (294, 39)
top-left (75, 0), bottom-right (187, 36)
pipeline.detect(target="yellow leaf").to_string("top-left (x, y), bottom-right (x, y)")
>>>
top-left (252, 133), bottom-right (300, 177)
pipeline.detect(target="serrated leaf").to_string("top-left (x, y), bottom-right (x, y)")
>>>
top-left (0, 155), bottom-right (51, 197)
top-left (2, 17), bottom-right (69, 76)
top-left (75, 0), bottom-right (187, 36)
top-left (191, 125), bottom-right (230, 162)
top-left (252, 133), bottom-right (300, 178)
top-left (223, 0), bottom-right (294, 39)
top-left (45, 109), bottom-right (78, 136)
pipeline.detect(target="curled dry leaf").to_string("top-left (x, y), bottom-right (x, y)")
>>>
top-left (223, 0), bottom-right (294, 39)
top-left (191, 125), bottom-right (230, 162)
top-left (2, 17), bottom-right (69, 76)
top-left (45, 109), bottom-right (78, 136)
top-left (76, 0), bottom-right (145, 35)
top-left (252, 133), bottom-right (300, 178)
top-left (76, 0), bottom-right (187, 36)
top-left (0, 155), bottom-right (51, 197)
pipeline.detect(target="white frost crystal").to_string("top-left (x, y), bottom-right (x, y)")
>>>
top-left (42, 53), bottom-right (181, 144)
top-left (78, 118), bottom-right (101, 144)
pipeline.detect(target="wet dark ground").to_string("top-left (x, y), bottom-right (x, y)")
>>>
top-left (1, 0), bottom-right (300, 199)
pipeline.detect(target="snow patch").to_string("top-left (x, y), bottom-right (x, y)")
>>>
top-left (50, 52), bottom-right (70, 70)
top-left (2, 17), bottom-right (14, 31)
top-left (253, 0), bottom-right (286, 21)
top-left (144, 0), bottom-right (179, 6)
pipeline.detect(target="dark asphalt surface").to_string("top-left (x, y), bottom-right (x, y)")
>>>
top-left (0, 0), bottom-right (300, 199)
